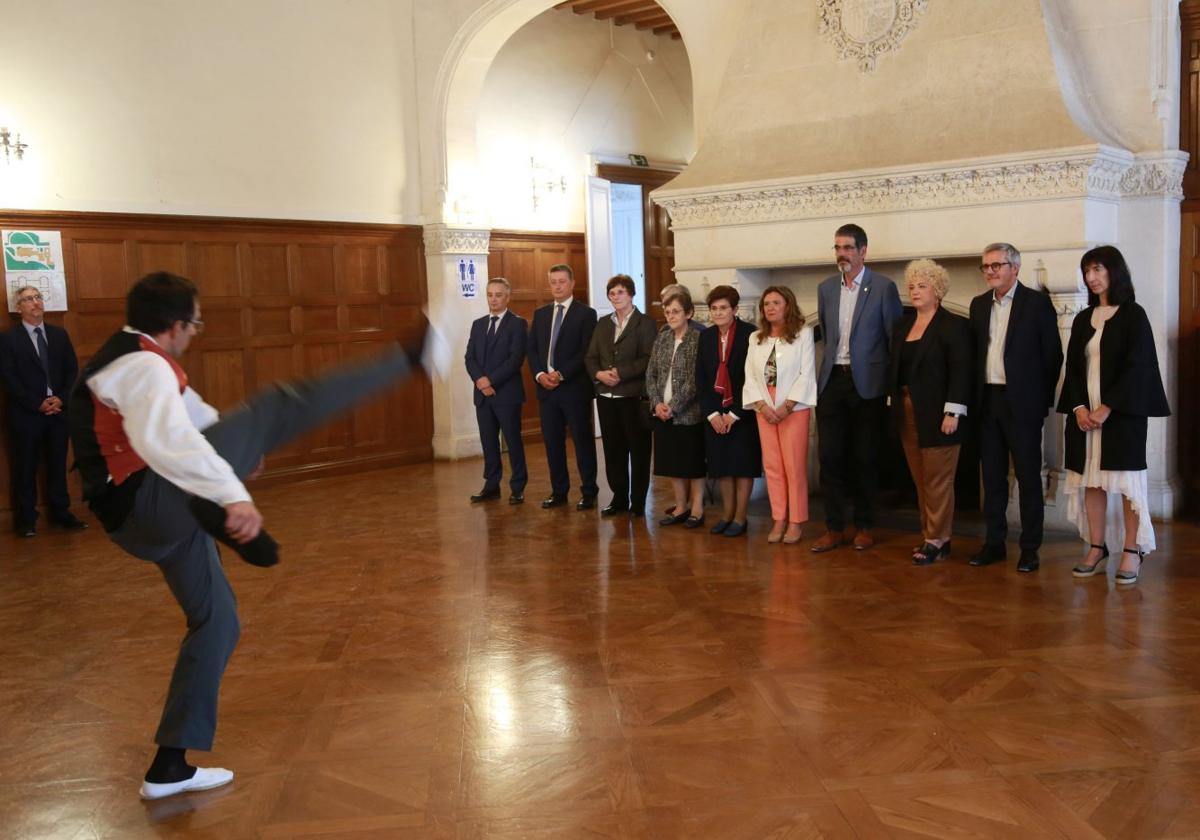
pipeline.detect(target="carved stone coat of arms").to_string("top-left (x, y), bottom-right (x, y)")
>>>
top-left (818, 0), bottom-right (929, 73)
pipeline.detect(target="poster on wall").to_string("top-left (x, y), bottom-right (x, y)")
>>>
top-left (4, 229), bottom-right (68, 312)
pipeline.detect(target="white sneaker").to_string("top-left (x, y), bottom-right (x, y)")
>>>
top-left (139, 766), bottom-right (234, 800)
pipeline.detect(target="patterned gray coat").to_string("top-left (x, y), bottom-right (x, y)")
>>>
top-left (645, 327), bottom-right (702, 425)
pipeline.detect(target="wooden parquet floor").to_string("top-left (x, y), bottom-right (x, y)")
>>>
top-left (3, 455), bottom-right (1200, 839)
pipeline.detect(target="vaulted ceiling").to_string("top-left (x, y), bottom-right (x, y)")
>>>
top-left (553, 0), bottom-right (681, 40)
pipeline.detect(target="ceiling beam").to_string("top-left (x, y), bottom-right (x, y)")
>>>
top-left (593, 1), bottom-right (660, 20)
top-left (564, 0), bottom-right (647, 14)
top-left (635, 14), bottom-right (674, 30)
top-left (650, 22), bottom-right (678, 36)
top-left (615, 7), bottom-right (672, 25)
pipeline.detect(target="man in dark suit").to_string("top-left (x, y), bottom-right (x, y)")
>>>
top-left (811, 223), bottom-right (903, 553)
top-left (968, 242), bottom-right (1064, 572)
top-left (527, 263), bottom-right (598, 510)
top-left (1, 285), bottom-right (87, 536)
top-left (464, 277), bottom-right (528, 504)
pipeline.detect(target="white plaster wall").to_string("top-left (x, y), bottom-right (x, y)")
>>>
top-left (0, 0), bottom-right (422, 223)
top-left (670, 0), bottom-right (1093, 191)
top-left (475, 9), bottom-right (693, 231)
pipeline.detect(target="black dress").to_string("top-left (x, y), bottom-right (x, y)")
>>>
top-left (696, 320), bottom-right (762, 479)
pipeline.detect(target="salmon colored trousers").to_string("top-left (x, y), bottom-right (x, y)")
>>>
top-left (757, 386), bottom-right (811, 524)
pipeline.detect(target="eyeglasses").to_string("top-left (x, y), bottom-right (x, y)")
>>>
top-left (16, 293), bottom-right (43, 303)
top-left (979, 261), bottom-right (1011, 273)
top-left (187, 318), bottom-right (205, 333)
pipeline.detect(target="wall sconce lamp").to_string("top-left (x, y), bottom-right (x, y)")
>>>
top-left (1, 127), bottom-right (28, 162)
top-left (530, 156), bottom-right (567, 211)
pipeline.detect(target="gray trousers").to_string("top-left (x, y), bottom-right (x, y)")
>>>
top-left (109, 349), bottom-right (412, 750)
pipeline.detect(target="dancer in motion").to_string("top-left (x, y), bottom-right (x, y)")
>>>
top-left (70, 271), bottom-right (430, 800)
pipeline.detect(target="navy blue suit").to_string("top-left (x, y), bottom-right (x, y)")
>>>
top-left (464, 310), bottom-right (528, 493)
top-left (969, 282), bottom-right (1063, 551)
top-left (527, 298), bottom-right (598, 498)
top-left (1, 321), bottom-right (79, 529)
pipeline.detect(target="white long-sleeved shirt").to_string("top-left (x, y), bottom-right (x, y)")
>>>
top-left (86, 329), bottom-right (250, 505)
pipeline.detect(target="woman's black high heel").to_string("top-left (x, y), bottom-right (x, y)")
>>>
top-left (912, 540), bottom-right (950, 566)
top-left (1115, 547), bottom-right (1145, 585)
top-left (1072, 543), bottom-right (1109, 578)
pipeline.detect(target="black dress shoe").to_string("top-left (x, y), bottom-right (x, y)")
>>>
top-left (969, 545), bottom-right (1006, 567)
top-left (659, 510), bottom-right (689, 526)
top-left (601, 504), bottom-right (628, 517)
top-left (630, 507), bottom-right (645, 517)
top-left (683, 515), bottom-right (706, 529)
top-left (576, 496), bottom-right (597, 511)
top-left (50, 513), bottom-right (88, 530)
top-left (509, 492), bottom-right (524, 505)
top-left (188, 497), bottom-right (280, 567)
top-left (1017, 550), bottom-right (1040, 573)
top-left (541, 494), bottom-right (568, 509)
top-left (723, 521), bottom-right (747, 538)
top-left (470, 487), bottom-right (501, 503)
top-left (18, 524), bottom-right (35, 538)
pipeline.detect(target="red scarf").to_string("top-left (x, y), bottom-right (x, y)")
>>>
top-left (714, 322), bottom-right (736, 408)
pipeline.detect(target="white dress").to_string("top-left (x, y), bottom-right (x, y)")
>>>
top-left (1062, 306), bottom-right (1155, 552)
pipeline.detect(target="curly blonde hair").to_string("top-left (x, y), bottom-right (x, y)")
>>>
top-left (904, 258), bottom-right (950, 300)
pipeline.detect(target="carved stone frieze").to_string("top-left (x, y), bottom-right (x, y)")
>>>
top-left (423, 224), bottom-right (491, 255)
top-left (654, 147), bottom-right (1186, 231)
top-left (817, 0), bottom-right (929, 73)
top-left (1118, 156), bottom-right (1187, 198)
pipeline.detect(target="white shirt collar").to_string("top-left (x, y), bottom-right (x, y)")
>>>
top-left (21, 319), bottom-right (45, 339)
top-left (487, 309), bottom-right (508, 321)
top-left (992, 282), bottom-right (1017, 305)
top-left (841, 266), bottom-right (866, 291)
top-left (553, 297), bottom-right (573, 313)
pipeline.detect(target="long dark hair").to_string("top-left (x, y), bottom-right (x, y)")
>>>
top-left (1080, 245), bottom-right (1135, 307)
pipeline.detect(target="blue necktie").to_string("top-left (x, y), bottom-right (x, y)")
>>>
top-left (34, 326), bottom-right (50, 384)
top-left (548, 304), bottom-right (565, 369)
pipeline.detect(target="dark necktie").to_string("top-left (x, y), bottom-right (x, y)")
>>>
top-left (548, 304), bottom-right (565, 369)
top-left (34, 326), bottom-right (50, 384)
top-left (483, 315), bottom-right (499, 363)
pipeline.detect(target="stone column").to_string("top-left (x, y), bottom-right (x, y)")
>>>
top-left (423, 223), bottom-right (491, 460)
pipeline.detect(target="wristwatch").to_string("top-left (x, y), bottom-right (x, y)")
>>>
top-left (944, 411), bottom-right (960, 418)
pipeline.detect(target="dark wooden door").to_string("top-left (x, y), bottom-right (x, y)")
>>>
top-left (596, 165), bottom-right (679, 324)
top-left (1179, 2), bottom-right (1200, 516)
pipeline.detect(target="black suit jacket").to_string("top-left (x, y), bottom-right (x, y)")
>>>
top-left (527, 298), bottom-right (598, 403)
top-left (887, 307), bottom-right (973, 447)
top-left (464, 311), bottom-right (527, 407)
top-left (695, 319), bottom-right (757, 422)
top-left (969, 282), bottom-right (1063, 421)
top-left (1056, 302), bottom-right (1169, 472)
top-left (0, 321), bottom-right (79, 426)
top-left (585, 308), bottom-right (656, 398)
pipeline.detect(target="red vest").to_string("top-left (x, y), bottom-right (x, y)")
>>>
top-left (90, 335), bottom-right (188, 485)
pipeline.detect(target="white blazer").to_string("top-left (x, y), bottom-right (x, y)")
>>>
top-left (742, 326), bottom-right (817, 410)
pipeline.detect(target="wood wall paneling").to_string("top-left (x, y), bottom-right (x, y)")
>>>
top-left (488, 230), bottom-right (587, 436)
top-left (1181, 1), bottom-right (1200, 515)
top-left (0, 210), bottom-right (431, 526)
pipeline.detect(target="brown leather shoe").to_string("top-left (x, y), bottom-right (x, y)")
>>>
top-left (810, 530), bottom-right (842, 553)
top-left (852, 528), bottom-right (875, 550)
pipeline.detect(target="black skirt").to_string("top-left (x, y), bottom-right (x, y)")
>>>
top-left (703, 414), bottom-right (762, 479)
top-left (653, 419), bottom-right (706, 478)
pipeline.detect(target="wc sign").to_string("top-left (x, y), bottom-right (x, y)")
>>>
top-left (458, 259), bottom-right (477, 299)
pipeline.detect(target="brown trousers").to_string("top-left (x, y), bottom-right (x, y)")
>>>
top-left (899, 391), bottom-right (961, 541)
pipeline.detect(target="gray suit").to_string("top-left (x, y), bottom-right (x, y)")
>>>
top-left (816, 267), bottom-right (903, 399)
top-left (815, 267), bottom-right (903, 532)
